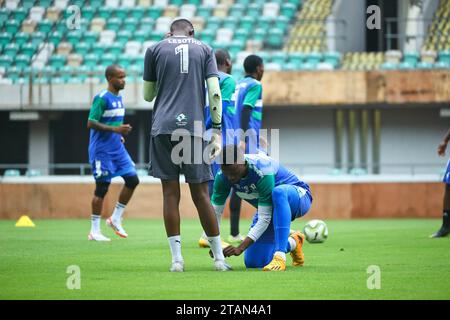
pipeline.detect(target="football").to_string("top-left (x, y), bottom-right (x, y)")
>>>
top-left (303, 219), bottom-right (328, 243)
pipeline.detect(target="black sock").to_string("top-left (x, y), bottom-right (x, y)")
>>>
top-left (229, 190), bottom-right (241, 237)
top-left (443, 211), bottom-right (450, 229)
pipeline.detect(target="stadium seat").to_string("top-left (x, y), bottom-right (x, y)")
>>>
top-left (229, 39), bottom-right (245, 57)
top-left (116, 30), bottom-right (131, 45)
top-left (54, 0), bottom-right (70, 10)
top-left (49, 55), bottom-right (67, 70)
top-left (30, 31), bottom-right (45, 46)
top-left (3, 169), bottom-right (21, 177)
top-left (22, 0), bottom-right (36, 11)
top-left (12, 7), bottom-right (27, 23)
top-left (438, 50), bottom-right (450, 64)
top-left (216, 28), bottom-right (233, 43)
top-left (117, 54), bottom-right (133, 68)
top-left (323, 51), bottom-right (341, 68)
top-left (0, 8), bottom-right (10, 25)
top-left (270, 51), bottom-right (287, 65)
top-left (213, 4), bottom-right (228, 18)
top-left (56, 42), bottom-right (72, 56)
top-left (403, 51), bottom-right (419, 66)
top-left (207, 16), bottom-right (222, 31)
top-left (3, 43), bottom-right (20, 57)
top-left (0, 55), bottom-right (13, 69)
top-left (29, 6), bottom-right (45, 22)
top-left (15, 54), bottom-right (31, 69)
top-left (115, 7), bottom-right (129, 20)
top-left (130, 7), bottom-right (145, 20)
top-left (155, 16), bottom-right (171, 32)
top-left (147, 7), bottom-right (163, 20)
top-left (102, 53), bottom-right (117, 66)
top-left (263, 3), bottom-right (280, 18)
top-left (21, 42), bottom-right (38, 58)
top-left (125, 41), bottom-right (141, 55)
top-left (67, 53), bottom-right (83, 67)
top-left (229, 4), bottom-right (246, 18)
top-left (139, 17), bottom-right (155, 32)
top-left (5, 19), bottom-right (20, 34)
top-left (14, 32), bottom-right (30, 46)
top-left (98, 7), bottom-right (113, 20)
top-left (106, 17), bottom-right (122, 32)
top-left (83, 54), bottom-right (99, 68)
top-left (5, 0), bottom-right (19, 10)
top-left (281, 3), bottom-right (297, 20)
top-left (91, 17), bottom-right (106, 32)
top-left (199, 29), bottom-right (215, 44)
top-left (37, 19), bottom-right (53, 33)
top-left (266, 29), bottom-right (284, 49)
top-left (223, 16), bottom-right (239, 30)
top-left (179, 4), bottom-right (196, 19)
top-left (196, 6), bottom-right (212, 19)
top-left (252, 28), bottom-right (267, 42)
top-left (124, 17), bottom-right (138, 32)
top-left (150, 30), bottom-right (165, 42)
top-left (257, 16), bottom-right (272, 30)
top-left (233, 28), bottom-right (249, 42)
top-left (163, 5), bottom-right (179, 18)
top-left (83, 32), bottom-right (99, 46)
top-left (46, 6), bottom-right (61, 22)
top-left (99, 30), bottom-right (116, 45)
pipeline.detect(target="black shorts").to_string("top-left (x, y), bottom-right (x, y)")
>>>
top-left (148, 134), bottom-right (213, 184)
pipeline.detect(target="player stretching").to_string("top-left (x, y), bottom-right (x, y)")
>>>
top-left (198, 49), bottom-right (243, 247)
top-left (431, 128), bottom-right (450, 238)
top-left (212, 145), bottom-right (312, 271)
top-left (87, 65), bottom-right (140, 241)
top-left (143, 19), bottom-right (231, 272)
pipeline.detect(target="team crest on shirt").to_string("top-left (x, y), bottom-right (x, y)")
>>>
top-left (176, 113), bottom-right (188, 126)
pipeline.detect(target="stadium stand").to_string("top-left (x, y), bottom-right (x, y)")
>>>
top-left (0, 0), bottom-right (449, 84)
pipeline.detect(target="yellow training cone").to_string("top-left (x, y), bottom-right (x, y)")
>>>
top-left (15, 215), bottom-right (35, 227)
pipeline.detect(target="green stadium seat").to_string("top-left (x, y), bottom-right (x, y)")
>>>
top-left (130, 7), bottom-right (145, 20)
top-left (139, 17), bottom-right (155, 33)
top-left (306, 52), bottom-right (323, 65)
top-left (4, 43), bottom-right (20, 57)
top-left (21, 43), bottom-right (38, 58)
top-left (324, 51), bottom-right (341, 68)
top-left (299, 62), bottom-right (316, 70)
top-left (229, 39), bottom-right (245, 57)
top-left (211, 41), bottom-right (229, 51)
top-left (133, 30), bottom-right (148, 43)
top-left (266, 29), bottom-right (284, 49)
top-left (59, 65), bottom-right (74, 82)
top-left (0, 55), bottom-right (13, 69)
top-left (434, 61), bottom-right (450, 69)
top-left (12, 8), bottom-right (28, 23)
top-left (117, 55), bottom-right (133, 68)
top-left (257, 16), bottom-right (273, 30)
top-left (91, 43), bottom-right (106, 56)
top-left (398, 61), bottom-right (414, 70)
top-left (246, 4), bottom-right (261, 19)
top-left (117, 30), bottom-right (132, 45)
top-left (81, 7), bottom-right (96, 21)
top-left (106, 17), bottom-right (122, 32)
top-left (5, 20), bottom-right (20, 34)
top-left (171, 0), bottom-right (183, 5)
top-left (187, 0), bottom-right (201, 5)
top-left (438, 50), bottom-right (450, 64)
top-left (49, 55), bottom-right (67, 70)
top-left (196, 6), bottom-right (212, 20)
top-left (282, 62), bottom-right (297, 71)
top-left (150, 30), bottom-right (165, 42)
top-left (15, 55), bottom-right (31, 69)
top-left (147, 7), bottom-right (163, 20)
top-left (38, 19), bottom-right (53, 33)
top-left (257, 51), bottom-right (270, 63)
top-left (22, 0), bottom-right (36, 11)
top-left (281, 3), bottom-right (297, 20)
top-left (30, 32), bottom-right (46, 46)
top-left (234, 28), bottom-right (249, 42)
top-left (102, 53), bottom-right (117, 66)
top-left (207, 16), bottom-right (222, 30)
top-left (252, 28), bottom-right (267, 42)
top-left (229, 4), bottom-right (245, 18)
top-left (84, 54), bottom-right (99, 68)
top-left (90, 0), bottom-right (104, 10)
top-left (109, 43), bottom-right (123, 55)
top-left (239, 16), bottom-right (253, 32)
top-left (0, 32), bottom-right (12, 46)
top-left (67, 30), bottom-right (83, 46)
top-left (98, 7), bottom-right (113, 20)
top-left (0, 8), bottom-right (9, 24)
top-left (83, 32), bottom-right (99, 46)
top-left (289, 52), bottom-right (305, 68)
top-left (223, 16), bottom-right (240, 30)
top-left (274, 16), bottom-right (290, 32)
top-left (124, 17), bottom-right (138, 32)
top-left (271, 52), bottom-right (288, 65)
top-left (56, 19), bottom-right (67, 33)
top-left (380, 62), bottom-right (397, 70)
top-left (73, 65), bottom-right (91, 82)
top-left (38, 0), bottom-right (53, 8)
top-left (48, 31), bottom-right (63, 47)
top-left (417, 61), bottom-right (433, 69)
top-left (199, 29), bottom-right (215, 44)
top-left (115, 7), bottom-right (129, 20)
top-left (403, 52), bottom-right (419, 66)
top-left (74, 42), bottom-right (91, 55)
top-left (14, 33), bottom-right (29, 47)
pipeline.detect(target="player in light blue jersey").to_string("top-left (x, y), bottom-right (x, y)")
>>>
top-left (87, 65), bottom-right (139, 241)
top-left (235, 55), bottom-right (264, 155)
top-left (211, 145), bottom-right (313, 271)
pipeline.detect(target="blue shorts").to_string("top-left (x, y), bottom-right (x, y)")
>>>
top-left (244, 185), bottom-right (312, 268)
top-left (443, 159), bottom-right (450, 184)
top-left (90, 151), bottom-right (136, 182)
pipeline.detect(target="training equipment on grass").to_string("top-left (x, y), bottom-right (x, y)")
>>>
top-left (15, 215), bottom-right (35, 228)
top-left (303, 219), bottom-right (328, 243)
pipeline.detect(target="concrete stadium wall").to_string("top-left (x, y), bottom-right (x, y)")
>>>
top-left (0, 180), bottom-right (443, 220)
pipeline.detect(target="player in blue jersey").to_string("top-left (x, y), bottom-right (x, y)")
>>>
top-left (199, 49), bottom-right (245, 247)
top-left (87, 65), bottom-right (139, 241)
top-left (236, 55), bottom-right (265, 155)
top-left (431, 128), bottom-right (450, 238)
top-left (211, 145), bottom-right (313, 271)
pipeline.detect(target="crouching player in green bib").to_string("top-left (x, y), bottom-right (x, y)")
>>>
top-left (211, 145), bottom-right (313, 271)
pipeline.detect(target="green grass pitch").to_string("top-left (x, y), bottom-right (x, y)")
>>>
top-left (0, 218), bottom-right (449, 300)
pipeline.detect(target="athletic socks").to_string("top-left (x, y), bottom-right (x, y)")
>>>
top-left (111, 202), bottom-right (126, 222)
top-left (168, 235), bottom-right (183, 263)
top-left (443, 211), bottom-right (450, 229)
top-left (208, 235), bottom-right (225, 261)
top-left (91, 214), bottom-right (101, 234)
top-left (229, 191), bottom-right (242, 237)
top-left (288, 237), bottom-right (297, 252)
top-left (274, 251), bottom-right (286, 261)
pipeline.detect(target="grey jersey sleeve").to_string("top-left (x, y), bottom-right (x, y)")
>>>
top-left (205, 46), bottom-right (219, 79)
top-left (143, 46), bottom-right (156, 82)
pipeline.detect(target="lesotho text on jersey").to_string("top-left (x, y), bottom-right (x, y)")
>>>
top-left (168, 38), bottom-right (203, 46)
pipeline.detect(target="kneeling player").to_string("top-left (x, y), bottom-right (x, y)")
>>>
top-left (211, 145), bottom-right (313, 271)
top-left (87, 65), bottom-right (140, 241)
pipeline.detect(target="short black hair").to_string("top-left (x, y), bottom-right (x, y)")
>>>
top-left (104, 64), bottom-right (122, 80)
top-left (215, 49), bottom-right (230, 67)
top-left (170, 18), bottom-right (194, 33)
top-left (243, 55), bottom-right (263, 74)
top-left (220, 144), bottom-right (245, 166)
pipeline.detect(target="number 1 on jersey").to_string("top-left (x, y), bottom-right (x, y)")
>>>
top-left (175, 44), bottom-right (189, 74)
